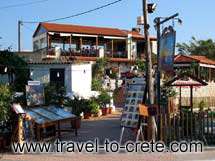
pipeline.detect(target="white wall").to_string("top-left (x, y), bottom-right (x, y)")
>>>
top-left (30, 63), bottom-right (92, 99)
top-left (71, 63), bottom-right (92, 98)
top-left (175, 82), bottom-right (215, 98)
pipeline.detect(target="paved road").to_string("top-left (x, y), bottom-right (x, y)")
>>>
top-left (1, 110), bottom-right (215, 161)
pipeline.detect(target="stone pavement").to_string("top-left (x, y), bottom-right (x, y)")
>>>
top-left (1, 109), bottom-right (215, 161)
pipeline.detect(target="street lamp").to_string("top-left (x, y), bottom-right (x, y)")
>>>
top-left (147, 3), bottom-right (157, 13)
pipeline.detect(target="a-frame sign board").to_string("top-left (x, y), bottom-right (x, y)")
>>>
top-left (119, 77), bottom-right (146, 144)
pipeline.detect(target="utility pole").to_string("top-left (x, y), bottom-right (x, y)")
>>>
top-left (18, 20), bottom-right (22, 52)
top-left (142, 0), bottom-right (156, 141)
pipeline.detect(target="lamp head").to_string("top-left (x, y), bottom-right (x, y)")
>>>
top-left (147, 3), bottom-right (157, 13)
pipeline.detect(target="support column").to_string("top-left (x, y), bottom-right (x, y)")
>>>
top-left (198, 65), bottom-right (201, 79)
top-left (209, 68), bottom-right (212, 82)
top-left (96, 37), bottom-right (99, 56)
top-left (111, 40), bottom-right (114, 57)
top-left (70, 35), bottom-right (72, 56)
top-left (80, 37), bottom-right (83, 53)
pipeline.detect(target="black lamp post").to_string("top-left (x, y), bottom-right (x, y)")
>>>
top-left (154, 13), bottom-right (182, 140)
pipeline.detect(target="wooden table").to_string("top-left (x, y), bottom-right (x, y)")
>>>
top-left (25, 106), bottom-right (78, 141)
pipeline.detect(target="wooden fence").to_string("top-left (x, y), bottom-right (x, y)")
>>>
top-left (156, 108), bottom-right (215, 145)
top-left (179, 97), bottom-right (215, 108)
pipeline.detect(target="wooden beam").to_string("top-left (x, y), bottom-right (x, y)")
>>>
top-left (209, 68), bottom-right (212, 82)
top-left (111, 40), bottom-right (114, 57)
top-left (80, 37), bottom-right (83, 51)
top-left (96, 37), bottom-right (98, 56)
top-left (70, 35), bottom-right (72, 56)
top-left (198, 65), bottom-right (200, 79)
top-left (47, 33), bottom-right (50, 49)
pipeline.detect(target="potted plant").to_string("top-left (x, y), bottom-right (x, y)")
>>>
top-left (97, 91), bottom-right (111, 116)
top-left (89, 100), bottom-right (100, 117)
top-left (64, 96), bottom-right (83, 129)
top-left (81, 99), bottom-right (92, 119)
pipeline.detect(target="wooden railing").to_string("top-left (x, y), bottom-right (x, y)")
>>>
top-left (47, 48), bottom-right (128, 59)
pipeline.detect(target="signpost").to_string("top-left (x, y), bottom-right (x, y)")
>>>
top-left (120, 77), bottom-right (146, 144)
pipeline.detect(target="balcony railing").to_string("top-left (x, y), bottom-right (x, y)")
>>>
top-left (105, 51), bottom-right (128, 58)
top-left (47, 48), bottom-right (128, 59)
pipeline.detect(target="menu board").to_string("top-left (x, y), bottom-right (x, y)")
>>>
top-left (25, 106), bottom-right (76, 125)
top-left (26, 85), bottom-right (45, 106)
top-left (121, 77), bottom-right (146, 128)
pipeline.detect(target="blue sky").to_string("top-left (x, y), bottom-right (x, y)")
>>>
top-left (0, 0), bottom-right (215, 51)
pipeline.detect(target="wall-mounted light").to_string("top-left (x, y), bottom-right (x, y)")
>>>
top-left (30, 70), bottom-right (34, 76)
top-left (57, 72), bottom-right (60, 78)
top-left (4, 67), bottom-right (8, 73)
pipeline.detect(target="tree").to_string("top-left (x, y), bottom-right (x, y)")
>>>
top-left (177, 37), bottom-right (215, 60)
top-left (92, 58), bottom-right (109, 91)
top-left (0, 50), bottom-right (29, 92)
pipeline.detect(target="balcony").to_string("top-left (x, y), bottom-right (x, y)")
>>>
top-left (47, 47), bottom-right (128, 59)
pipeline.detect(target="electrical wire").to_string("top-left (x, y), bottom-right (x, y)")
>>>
top-left (0, 0), bottom-right (50, 10)
top-left (23, 0), bottom-right (124, 23)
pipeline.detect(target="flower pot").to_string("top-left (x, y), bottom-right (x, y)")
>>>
top-left (108, 107), bottom-right (113, 114)
top-left (71, 116), bottom-right (81, 129)
top-left (102, 108), bottom-right (108, 116)
top-left (84, 113), bottom-right (91, 119)
top-left (98, 109), bottom-right (102, 117)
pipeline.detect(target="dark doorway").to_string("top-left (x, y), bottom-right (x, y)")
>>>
top-left (50, 68), bottom-right (65, 87)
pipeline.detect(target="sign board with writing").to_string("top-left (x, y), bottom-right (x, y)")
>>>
top-left (160, 26), bottom-right (176, 74)
top-left (28, 81), bottom-right (41, 86)
top-left (121, 77), bottom-right (146, 128)
top-left (26, 85), bottom-right (45, 106)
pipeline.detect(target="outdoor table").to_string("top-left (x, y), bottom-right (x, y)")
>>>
top-left (25, 105), bottom-right (78, 141)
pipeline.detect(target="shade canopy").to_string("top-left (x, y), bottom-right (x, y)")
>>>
top-left (165, 74), bottom-right (208, 87)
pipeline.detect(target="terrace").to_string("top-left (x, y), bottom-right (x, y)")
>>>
top-left (32, 23), bottom-right (155, 62)
top-left (47, 33), bottom-right (128, 59)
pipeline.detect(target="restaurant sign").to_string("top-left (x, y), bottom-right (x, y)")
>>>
top-left (160, 26), bottom-right (176, 74)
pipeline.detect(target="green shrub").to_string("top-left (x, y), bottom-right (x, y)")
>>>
top-left (0, 84), bottom-right (12, 122)
top-left (64, 97), bottom-right (85, 116)
top-left (44, 83), bottom-right (66, 106)
top-left (89, 100), bottom-right (99, 114)
top-left (97, 91), bottom-right (111, 108)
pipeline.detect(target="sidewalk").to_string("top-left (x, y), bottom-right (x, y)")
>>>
top-left (1, 109), bottom-right (215, 161)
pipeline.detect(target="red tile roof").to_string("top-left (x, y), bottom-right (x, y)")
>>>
top-left (174, 54), bottom-right (215, 65)
top-left (39, 22), bottom-right (127, 37)
top-left (34, 22), bottom-right (155, 40)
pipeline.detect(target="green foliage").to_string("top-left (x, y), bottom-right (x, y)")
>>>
top-left (92, 78), bottom-right (102, 91)
top-left (175, 61), bottom-right (199, 76)
top-left (135, 59), bottom-right (145, 72)
top-left (109, 71), bottom-right (118, 79)
top-left (177, 37), bottom-right (215, 60)
top-left (0, 50), bottom-right (29, 92)
top-left (44, 83), bottom-right (66, 106)
top-left (64, 96), bottom-right (85, 116)
top-left (0, 84), bottom-right (12, 122)
top-left (92, 58), bottom-right (108, 78)
top-left (88, 100), bottom-right (99, 114)
top-left (198, 100), bottom-right (207, 111)
top-left (92, 58), bottom-right (109, 91)
top-left (97, 90), bottom-right (111, 107)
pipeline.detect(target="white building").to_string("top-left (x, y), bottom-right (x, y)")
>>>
top-left (29, 57), bottom-right (92, 98)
